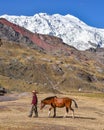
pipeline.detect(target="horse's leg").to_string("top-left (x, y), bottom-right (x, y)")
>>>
top-left (70, 107), bottom-right (74, 119)
top-left (63, 107), bottom-right (69, 118)
top-left (48, 107), bottom-right (53, 117)
top-left (53, 107), bottom-right (56, 118)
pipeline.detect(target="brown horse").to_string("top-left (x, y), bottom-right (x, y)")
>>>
top-left (40, 96), bottom-right (78, 118)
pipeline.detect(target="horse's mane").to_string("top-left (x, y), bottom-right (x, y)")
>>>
top-left (42, 96), bottom-right (57, 101)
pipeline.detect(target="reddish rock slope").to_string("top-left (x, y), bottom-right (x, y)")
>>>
top-left (0, 18), bottom-right (71, 52)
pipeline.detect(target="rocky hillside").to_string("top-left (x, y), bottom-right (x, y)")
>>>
top-left (0, 18), bottom-right (104, 93)
top-left (0, 18), bottom-right (72, 53)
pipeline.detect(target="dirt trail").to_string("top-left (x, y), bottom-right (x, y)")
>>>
top-left (0, 93), bottom-right (104, 130)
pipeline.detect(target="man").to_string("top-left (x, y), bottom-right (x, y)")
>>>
top-left (28, 90), bottom-right (38, 117)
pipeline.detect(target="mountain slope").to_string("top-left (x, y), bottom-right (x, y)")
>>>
top-left (0, 18), bottom-right (72, 53)
top-left (1, 13), bottom-right (104, 50)
top-left (0, 16), bottom-right (104, 93)
top-left (0, 38), bottom-right (104, 93)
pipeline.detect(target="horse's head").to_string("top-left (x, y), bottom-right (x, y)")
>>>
top-left (40, 100), bottom-right (45, 110)
top-left (40, 96), bottom-right (56, 110)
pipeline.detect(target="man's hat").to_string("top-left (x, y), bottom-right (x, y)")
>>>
top-left (32, 90), bottom-right (38, 93)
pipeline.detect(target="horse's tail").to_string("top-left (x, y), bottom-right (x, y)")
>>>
top-left (72, 99), bottom-right (78, 108)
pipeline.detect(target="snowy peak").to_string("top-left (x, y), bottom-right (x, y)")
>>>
top-left (1, 13), bottom-right (104, 50)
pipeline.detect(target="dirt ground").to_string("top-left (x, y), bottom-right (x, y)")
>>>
top-left (0, 92), bottom-right (104, 130)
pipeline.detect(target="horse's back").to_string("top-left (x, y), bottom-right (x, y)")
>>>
top-left (54, 97), bottom-right (72, 107)
top-left (56, 97), bottom-right (72, 101)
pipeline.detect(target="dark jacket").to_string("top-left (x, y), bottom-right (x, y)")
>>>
top-left (31, 93), bottom-right (38, 105)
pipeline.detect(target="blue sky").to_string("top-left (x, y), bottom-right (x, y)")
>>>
top-left (0, 0), bottom-right (104, 28)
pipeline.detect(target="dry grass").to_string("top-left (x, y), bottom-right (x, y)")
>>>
top-left (0, 92), bottom-right (104, 130)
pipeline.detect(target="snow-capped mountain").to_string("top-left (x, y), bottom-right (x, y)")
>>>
top-left (1, 13), bottom-right (104, 50)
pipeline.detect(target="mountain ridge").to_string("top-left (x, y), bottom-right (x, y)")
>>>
top-left (0, 18), bottom-right (73, 53)
top-left (1, 13), bottom-right (104, 50)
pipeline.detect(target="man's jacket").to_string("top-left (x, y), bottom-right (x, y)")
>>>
top-left (32, 94), bottom-right (38, 105)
